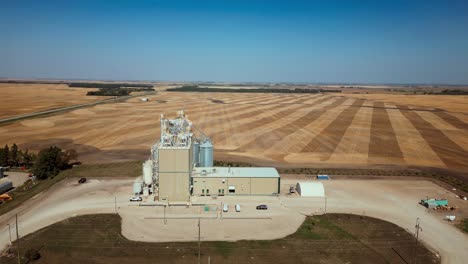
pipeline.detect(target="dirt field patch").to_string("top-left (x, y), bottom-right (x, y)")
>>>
top-left (398, 105), bottom-right (468, 170)
top-left (368, 102), bottom-right (404, 160)
top-left (300, 99), bottom-right (365, 160)
top-left (239, 96), bottom-right (347, 151)
top-left (432, 111), bottom-right (468, 131)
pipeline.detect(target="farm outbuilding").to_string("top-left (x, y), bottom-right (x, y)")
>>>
top-left (296, 182), bottom-right (325, 197)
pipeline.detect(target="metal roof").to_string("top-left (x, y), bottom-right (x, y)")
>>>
top-left (192, 167), bottom-right (280, 178)
top-left (296, 182), bottom-right (325, 197)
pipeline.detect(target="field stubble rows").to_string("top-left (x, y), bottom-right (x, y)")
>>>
top-left (0, 88), bottom-right (467, 172)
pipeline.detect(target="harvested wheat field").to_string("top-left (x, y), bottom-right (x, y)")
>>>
top-left (0, 88), bottom-right (467, 173)
top-left (0, 83), bottom-right (102, 118)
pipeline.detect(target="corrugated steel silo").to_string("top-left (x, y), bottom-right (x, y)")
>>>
top-left (192, 141), bottom-right (200, 166)
top-left (200, 140), bottom-right (213, 167)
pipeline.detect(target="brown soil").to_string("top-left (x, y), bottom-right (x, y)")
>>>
top-left (300, 99), bottom-right (365, 159)
top-left (398, 105), bottom-right (468, 170)
top-left (368, 102), bottom-right (404, 160)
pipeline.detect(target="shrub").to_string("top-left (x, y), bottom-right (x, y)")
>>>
top-left (25, 248), bottom-right (41, 260)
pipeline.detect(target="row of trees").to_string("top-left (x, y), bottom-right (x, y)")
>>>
top-left (0, 144), bottom-right (78, 180)
top-left (87, 88), bottom-right (131, 96)
top-left (0, 144), bottom-right (36, 167)
top-left (429, 89), bottom-right (468, 95)
top-left (32, 147), bottom-right (78, 180)
top-left (167, 85), bottom-right (341, 94)
top-left (86, 87), bottom-right (155, 96)
top-left (69, 82), bottom-right (153, 89)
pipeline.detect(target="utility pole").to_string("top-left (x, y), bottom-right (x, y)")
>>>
top-left (414, 218), bottom-right (422, 264)
top-left (16, 214), bottom-right (20, 264)
top-left (164, 205), bottom-right (167, 225)
top-left (325, 196), bottom-right (327, 214)
top-left (114, 196), bottom-right (117, 214)
top-left (7, 223), bottom-right (12, 245)
top-left (198, 217), bottom-right (201, 264)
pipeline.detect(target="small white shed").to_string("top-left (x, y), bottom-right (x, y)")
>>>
top-left (296, 182), bottom-right (325, 197)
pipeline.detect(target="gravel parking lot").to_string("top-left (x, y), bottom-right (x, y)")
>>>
top-left (0, 172), bottom-right (29, 188)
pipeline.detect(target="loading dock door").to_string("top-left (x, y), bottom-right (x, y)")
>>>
top-left (228, 185), bottom-right (235, 193)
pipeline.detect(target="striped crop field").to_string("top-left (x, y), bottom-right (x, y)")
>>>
top-left (0, 83), bottom-right (103, 118)
top-left (0, 88), bottom-right (467, 173)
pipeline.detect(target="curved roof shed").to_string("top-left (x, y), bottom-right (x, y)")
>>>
top-left (296, 182), bottom-right (325, 197)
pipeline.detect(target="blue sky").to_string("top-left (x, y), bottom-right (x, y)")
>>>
top-left (1, 0), bottom-right (468, 84)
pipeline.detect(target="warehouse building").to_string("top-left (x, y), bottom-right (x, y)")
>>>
top-left (192, 167), bottom-right (280, 196)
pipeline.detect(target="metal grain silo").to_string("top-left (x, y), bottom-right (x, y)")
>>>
top-left (192, 141), bottom-right (200, 166)
top-left (200, 140), bottom-right (213, 167)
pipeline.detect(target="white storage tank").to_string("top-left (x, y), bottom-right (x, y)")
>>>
top-left (143, 160), bottom-right (153, 185)
top-left (143, 186), bottom-right (149, 197)
top-left (133, 182), bottom-right (142, 195)
top-left (200, 140), bottom-right (213, 167)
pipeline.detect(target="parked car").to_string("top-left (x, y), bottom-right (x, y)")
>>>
top-left (223, 204), bottom-right (229, 212)
top-left (129, 196), bottom-right (142, 202)
top-left (235, 204), bottom-right (241, 212)
top-left (256, 205), bottom-right (268, 210)
top-left (78, 178), bottom-right (87, 184)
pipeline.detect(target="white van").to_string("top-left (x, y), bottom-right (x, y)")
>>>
top-left (235, 204), bottom-right (241, 212)
top-left (223, 204), bottom-right (229, 212)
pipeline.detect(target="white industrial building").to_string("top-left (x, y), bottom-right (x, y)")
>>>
top-left (192, 167), bottom-right (280, 196)
top-left (134, 110), bottom-right (280, 202)
top-left (296, 182), bottom-right (325, 197)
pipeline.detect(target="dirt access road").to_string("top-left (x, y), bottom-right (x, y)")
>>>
top-left (0, 178), bottom-right (467, 263)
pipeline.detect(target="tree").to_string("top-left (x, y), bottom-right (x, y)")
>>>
top-left (21, 149), bottom-right (35, 168)
top-left (11, 144), bottom-right (18, 166)
top-left (25, 248), bottom-right (41, 260)
top-left (1, 144), bottom-right (9, 166)
top-left (32, 146), bottom-right (63, 180)
top-left (0, 147), bottom-right (4, 167)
